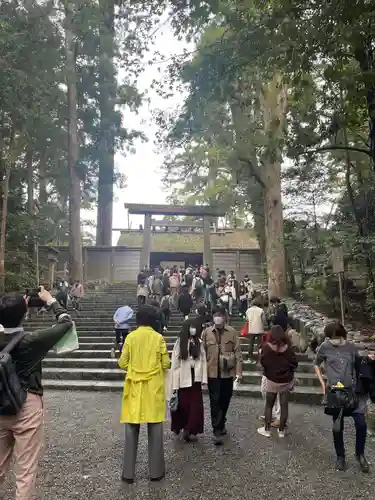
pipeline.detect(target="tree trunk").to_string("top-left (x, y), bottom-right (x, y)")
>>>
top-left (0, 166), bottom-right (11, 293)
top-left (285, 248), bottom-right (296, 294)
top-left (65, 0), bottom-right (82, 281)
top-left (261, 74), bottom-right (288, 297)
top-left (96, 0), bottom-right (116, 246)
top-left (26, 147), bottom-right (34, 215)
top-left (342, 123), bottom-right (375, 296)
top-left (39, 149), bottom-right (48, 206)
top-left (263, 162), bottom-right (287, 297)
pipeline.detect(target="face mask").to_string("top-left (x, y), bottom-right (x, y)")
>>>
top-left (213, 316), bottom-right (224, 327)
top-left (189, 327), bottom-right (197, 336)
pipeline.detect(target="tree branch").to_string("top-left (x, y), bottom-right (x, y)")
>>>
top-left (238, 156), bottom-right (266, 188)
top-left (305, 145), bottom-right (372, 157)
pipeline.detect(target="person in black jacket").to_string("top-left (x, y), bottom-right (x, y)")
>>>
top-left (149, 300), bottom-right (166, 334)
top-left (0, 286), bottom-right (73, 500)
top-left (178, 286), bottom-right (193, 319)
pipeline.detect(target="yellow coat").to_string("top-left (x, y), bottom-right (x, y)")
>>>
top-left (118, 326), bottom-right (171, 424)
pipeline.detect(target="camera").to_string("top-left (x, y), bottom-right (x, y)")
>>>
top-left (26, 287), bottom-right (45, 309)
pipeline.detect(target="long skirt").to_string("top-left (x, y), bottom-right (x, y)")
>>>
top-left (171, 382), bottom-right (204, 436)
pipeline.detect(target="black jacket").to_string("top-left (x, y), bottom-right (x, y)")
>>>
top-left (0, 302), bottom-right (73, 396)
top-left (178, 293), bottom-right (193, 314)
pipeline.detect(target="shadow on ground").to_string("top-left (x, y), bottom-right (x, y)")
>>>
top-left (2, 392), bottom-right (375, 500)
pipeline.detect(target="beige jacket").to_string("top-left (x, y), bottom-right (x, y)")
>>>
top-left (201, 325), bottom-right (243, 379)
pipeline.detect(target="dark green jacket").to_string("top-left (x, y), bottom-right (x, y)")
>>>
top-left (0, 301), bottom-right (73, 395)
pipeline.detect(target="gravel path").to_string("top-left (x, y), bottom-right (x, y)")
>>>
top-left (2, 391), bottom-right (375, 500)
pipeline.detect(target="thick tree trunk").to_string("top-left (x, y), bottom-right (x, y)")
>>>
top-left (261, 74), bottom-right (288, 297)
top-left (65, 0), bottom-right (82, 281)
top-left (26, 147), bottom-right (34, 215)
top-left (253, 211), bottom-right (266, 256)
top-left (263, 162), bottom-right (287, 297)
top-left (96, 0), bottom-right (116, 246)
top-left (0, 166), bottom-right (11, 293)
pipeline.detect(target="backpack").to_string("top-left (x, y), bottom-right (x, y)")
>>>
top-left (194, 277), bottom-right (203, 290)
top-left (0, 331), bottom-right (28, 416)
top-left (160, 295), bottom-right (170, 310)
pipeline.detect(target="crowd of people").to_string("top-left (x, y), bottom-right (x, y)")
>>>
top-left (1, 271), bottom-right (375, 497)
top-left (136, 264), bottom-right (255, 320)
top-left (112, 264), bottom-right (375, 482)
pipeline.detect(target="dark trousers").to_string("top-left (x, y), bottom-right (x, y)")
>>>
top-left (115, 329), bottom-right (129, 351)
top-left (57, 295), bottom-right (67, 309)
top-left (265, 392), bottom-right (289, 431)
top-left (137, 295), bottom-right (146, 307)
top-left (162, 309), bottom-right (170, 327)
top-left (333, 412), bottom-right (367, 458)
top-left (239, 300), bottom-right (248, 316)
top-left (248, 334), bottom-right (262, 360)
top-left (207, 377), bottom-right (233, 433)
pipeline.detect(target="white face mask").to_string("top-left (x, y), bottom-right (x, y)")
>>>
top-left (189, 327), bottom-right (197, 336)
top-left (213, 316), bottom-right (224, 327)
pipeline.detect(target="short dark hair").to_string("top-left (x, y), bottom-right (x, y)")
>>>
top-left (0, 293), bottom-right (28, 328)
top-left (212, 305), bottom-right (226, 317)
top-left (136, 305), bottom-right (158, 328)
top-left (197, 305), bottom-right (207, 316)
top-left (251, 298), bottom-right (263, 308)
top-left (324, 321), bottom-right (347, 340)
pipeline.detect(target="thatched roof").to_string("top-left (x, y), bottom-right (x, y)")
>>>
top-left (117, 229), bottom-right (259, 253)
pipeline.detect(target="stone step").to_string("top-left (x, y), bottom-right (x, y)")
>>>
top-left (43, 356), bottom-right (314, 373)
top-left (47, 344), bottom-right (251, 358)
top-left (75, 338), bottom-right (252, 348)
top-left (26, 318), bottom-right (205, 326)
top-left (41, 366), bottom-right (320, 387)
top-left (42, 379), bottom-right (323, 404)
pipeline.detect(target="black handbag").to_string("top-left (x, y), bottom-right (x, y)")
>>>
top-left (325, 386), bottom-right (358, 414)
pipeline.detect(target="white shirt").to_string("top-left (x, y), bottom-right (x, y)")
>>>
top-left (246, 305), bottom-right (265, 334)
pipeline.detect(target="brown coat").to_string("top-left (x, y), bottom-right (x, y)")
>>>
top-left (201, 325), bottom-right (243, 379)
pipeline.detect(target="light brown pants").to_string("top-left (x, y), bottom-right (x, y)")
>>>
top-left (0, 392), bottom-right (44, 500)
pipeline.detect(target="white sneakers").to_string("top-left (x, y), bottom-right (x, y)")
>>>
top-left (257, 427), bottom-right (271, 438)
top-left (257, 427), bottom-right (286, 438)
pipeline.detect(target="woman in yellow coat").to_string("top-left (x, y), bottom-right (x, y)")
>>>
top-left (118, 304), bottom-right (171, 483)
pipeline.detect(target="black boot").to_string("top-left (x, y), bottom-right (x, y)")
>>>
top-left (335, 456), bottom-right (347, 471)
top-left (356, 454), bottom-right (370, 473)
top-left (213, 431), bottom-right (223, 446)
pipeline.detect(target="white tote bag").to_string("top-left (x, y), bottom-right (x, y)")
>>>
top-left (53, 322), bottom-right (79, 355)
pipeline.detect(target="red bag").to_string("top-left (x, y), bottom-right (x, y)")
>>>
top-left (240, 323), bottom-right (248, 337)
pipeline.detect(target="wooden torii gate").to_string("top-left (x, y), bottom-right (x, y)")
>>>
top-left (124, 203), bottom-right (226, 270)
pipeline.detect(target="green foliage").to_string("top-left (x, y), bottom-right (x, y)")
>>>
top-left (156, 0), bottom-right (375, 307)
top-left (0, 0), bottom-right (163, 288)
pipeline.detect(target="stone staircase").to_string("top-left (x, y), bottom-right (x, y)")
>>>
top-left (25, 283), bottom-right (323, 404)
